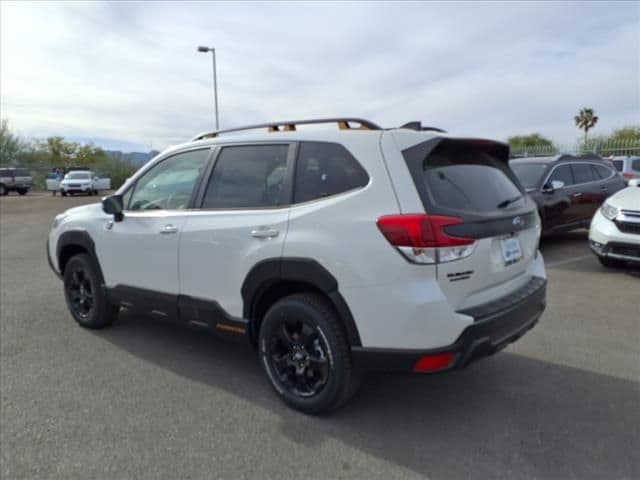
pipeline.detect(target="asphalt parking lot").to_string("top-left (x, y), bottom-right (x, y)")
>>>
top-left (1, 193), bottom-right (639, 480)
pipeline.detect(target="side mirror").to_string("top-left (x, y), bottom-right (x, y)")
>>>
top-left (542, 180), bottom-right (564, 193)
top-left (102, 194), bottom-right (124, 222)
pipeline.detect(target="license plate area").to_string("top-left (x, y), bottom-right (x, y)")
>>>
top-left (500, 235), bottom-right (523, 265)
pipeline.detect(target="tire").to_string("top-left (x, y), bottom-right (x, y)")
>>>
top-left (63, 254), bottom-right (119, 329)
top-left (598, 256), bottom-right (624, 268)
top-left (61, 191), bottom-right (67, 197)
top-left (17, 188), bottom-right (27, 196)
top-left (0, 184), bottom-right (6, 196)
top-left (258, 293), bottom-right (358, 414)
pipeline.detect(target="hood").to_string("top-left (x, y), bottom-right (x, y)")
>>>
top-left (608, 186), bottom-right (640, 210)
top-left (63, 202), bottom-right (103, 218)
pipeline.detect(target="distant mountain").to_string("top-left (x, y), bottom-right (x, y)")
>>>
top-left (105, 150), bottom-right (160, 168)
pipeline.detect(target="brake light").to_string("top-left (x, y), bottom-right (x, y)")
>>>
top-left (377, 214), bottom-right (475, 264)
top-left (413, 351), bottom-right (456, 372)
top-left (623, 172), bottom-right (634, 180)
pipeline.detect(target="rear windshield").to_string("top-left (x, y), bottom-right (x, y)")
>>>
top-left (611, 160), bottom-right (623, 171)
top-left (14, 169), bottom-right (29, 176)
top-left (421, 143), bottom-right (523, 213)
top-left (510, 163), bottom-right (547, 189)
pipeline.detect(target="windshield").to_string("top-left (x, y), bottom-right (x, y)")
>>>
top-left (66, 172), bottom-right (91, 180)
top-left (510, 163), bottom-right (547, 189)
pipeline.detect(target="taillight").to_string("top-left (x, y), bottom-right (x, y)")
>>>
top-left (376, 214), bottom-right (476, 264)
top-left (623, 172), bottom-right (634, 180)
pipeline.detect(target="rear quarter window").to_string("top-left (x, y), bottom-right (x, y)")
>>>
top-left (293, 142), bottom-right (369, 203)
top-left (632, 159), bottom-right (640, 171)
top-left (612, 160), bottom-right (623, 171)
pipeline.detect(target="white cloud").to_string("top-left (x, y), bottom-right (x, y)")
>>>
top-left (1, 1), bottom-right (638, 151)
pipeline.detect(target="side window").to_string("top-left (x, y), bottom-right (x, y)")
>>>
top-left (548, 164), bottom-right (573, 186)
top-left (128, 149), bottom-right (210, 211)
top-left (202, 145), bottom-right (289, 209)
top-left (571, 163), bottom-right (595, 184)
top-left (593, 164), bottom-right (613, 179)
top-left (294, 142), bottom-right (369, 203)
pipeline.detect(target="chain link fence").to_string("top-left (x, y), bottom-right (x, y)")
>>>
top-left (509, 139), bottom-right (640, 158)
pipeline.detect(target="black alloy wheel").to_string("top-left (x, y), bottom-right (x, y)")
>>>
top-left (259, 293), bottom-right (358, 414)
top-left (267, 318), bottom-right (331, 398)
top-left (66, 266), bottom-right (95, 319)
top-left (63, 254), bottom-right (119, 328)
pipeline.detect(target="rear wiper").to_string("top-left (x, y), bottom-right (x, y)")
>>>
top-left (496, 195), bottom-right (523, 209)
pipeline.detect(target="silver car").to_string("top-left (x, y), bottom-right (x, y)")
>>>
top-left (0, 167), bottom-right (33, 196)
top-left (609, 156), bottom-right (640, 183)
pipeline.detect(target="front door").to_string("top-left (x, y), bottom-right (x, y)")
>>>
top-left (96, 148), bottom-right (211, 316)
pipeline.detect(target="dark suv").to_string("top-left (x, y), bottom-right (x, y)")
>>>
top-left (0, 167), bottom-right (33, 196)
top-left (510, 155), bottom-right (627, 235)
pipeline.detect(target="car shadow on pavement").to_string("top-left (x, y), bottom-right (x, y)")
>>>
top-left (549, 254), bottom-right (640, 277)
top-left (95, 310), bottom-right (640, 480)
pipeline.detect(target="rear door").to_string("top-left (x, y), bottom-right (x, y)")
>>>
top-left (13, 168), bottom-right (32, 188)
top-left (541, 163), bottom-right (583, 228)
top-left (178, 143), bottom-right (294, 327)
top-left (399, 137), bottom-right (540, 310)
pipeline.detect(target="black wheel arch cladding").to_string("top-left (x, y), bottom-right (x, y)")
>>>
top-left (242, 258), bottom-right (362, 347)
top-left (56, 230), bottom-right (106, 285)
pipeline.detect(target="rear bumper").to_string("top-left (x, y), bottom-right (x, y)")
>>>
top-left (352, 276), bottom-right (546, 372)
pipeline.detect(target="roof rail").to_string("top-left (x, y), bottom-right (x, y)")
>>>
top-left (191, 117), bottom-right (381, 141)
top-left (398, 121), bottom-right (447, 133)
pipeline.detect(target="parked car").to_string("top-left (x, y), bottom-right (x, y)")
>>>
top-left (55, 170), bottom-right (111, 196)
top-left (589, 182), bottom-right (640, 267)
top-left (608, 156), bottom-right (640, 183)
top-left (510, 155), bottom-right (627, 235)
top-left (0, 167), bottom-right (33, 195)
top-left (47, 118), bottom-right (547, 414)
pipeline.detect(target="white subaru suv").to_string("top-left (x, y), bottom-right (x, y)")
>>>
top-left (47, 118), bottom-right (547, 414)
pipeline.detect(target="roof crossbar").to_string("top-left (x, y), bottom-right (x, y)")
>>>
top-left (191, 117), bottom-right (381, 141)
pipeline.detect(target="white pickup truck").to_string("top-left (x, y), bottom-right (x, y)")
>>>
top-left (46, 171), bottom-right (111, 196)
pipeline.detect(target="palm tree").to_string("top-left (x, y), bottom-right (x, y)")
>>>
top-left (574, 108), bottom-right (599, 148)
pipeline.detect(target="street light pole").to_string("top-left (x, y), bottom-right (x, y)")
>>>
top-left (197, 45), bottom-right (219, 130)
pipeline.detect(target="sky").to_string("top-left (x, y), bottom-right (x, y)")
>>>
top-left (1, 1), bottom-right (639, 152)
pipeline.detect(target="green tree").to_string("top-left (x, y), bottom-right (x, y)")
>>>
top-left (507, 134), bottom-right (555, 156)
top-left (75, 143), bottom-right (107, 167)
top-left (609, 126), bottom-right (640, 143)
top-left (0, 120), bottom-right (22, 166)
top-left (574, 107), bottom-right (599, 147)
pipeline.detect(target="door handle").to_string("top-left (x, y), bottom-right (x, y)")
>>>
top-left (160, 224), bottom-right (178, 235)
top-left (251, 228), bottom-right (279, 239)
top-left (572, 192), bottom-right (582, 197)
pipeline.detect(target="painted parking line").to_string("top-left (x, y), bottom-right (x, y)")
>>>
top-left (545, 254), bottom-right (594, 268)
